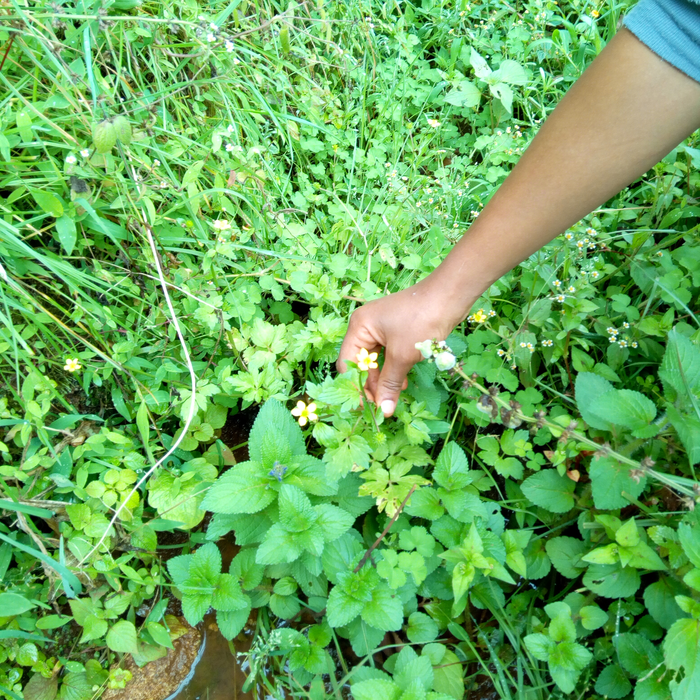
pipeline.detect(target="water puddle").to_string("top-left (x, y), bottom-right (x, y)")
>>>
top-left (168, 614), bottom-right (254, 700)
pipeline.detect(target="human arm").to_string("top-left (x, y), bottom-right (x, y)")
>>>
top-left (337, 27), bottom-right (700, 416)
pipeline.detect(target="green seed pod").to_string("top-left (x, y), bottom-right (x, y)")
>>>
top-left (92, 119), bottom-right (117, 154)
top-left (112, 116), bottom-right (132, 146)
top-left (279, 26), bottom-right (290, 54)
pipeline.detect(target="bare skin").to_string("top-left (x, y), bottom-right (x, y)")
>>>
top-left (337, 28), bottom-right (700, 416)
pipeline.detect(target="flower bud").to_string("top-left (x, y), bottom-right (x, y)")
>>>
top-left (434, 351), bottom-right (456, 371)
top-left (415, 339), bottom-right (433, 359)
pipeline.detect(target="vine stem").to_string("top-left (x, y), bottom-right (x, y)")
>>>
top-left (455, 367), bottom-right (697, 499)
top-left (354, 485), bottom-right (417, 573)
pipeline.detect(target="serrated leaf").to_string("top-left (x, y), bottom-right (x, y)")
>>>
top-left (644, 577), bottom-right (686, 629)
top-left (105, 620), bottom-right (137, 653)
top-left (433, 442), bottom-right (471, 491)
top-left (315, 504), bottom-right (354, 541)
top-left (590, 455), bottom-right (646, 510)
top-left (580, 605), bottom-right (608, 630)
top-left (279, 484), bottom-right (318, 532)
top-left (595, 664), bottom-right (632, 699)
top-left (664, 617), bottom-right (700, 672)
top-left (521, 469), bottom-right (575, 513)
top-left (23, 673), bottom-right (58, 700)
top-left (576, 372), bottom-right (614, 430)
top-left (326, 586), bottom-right (363, 628)
top-left (217, 602), bottom-right (251, 640)
top-left (407, 612), bottom-right (439, 643)
top-left (189, 542), bottom-right (222, 583)
top-left (360, 585), bottom-right (403, 631)
top-left (248, 399), bottom-right (306, 464)
top-left (256, 522), bottom-right (303, 565)
top-left (201, 461), bottom-right (275, 514)
top-left (617, 632), bottom-right (662, 677)
top-left (351, 679), bottom-right (401, 700)
top-left (444, 80), bottom-right (480, 108)
top-left (212, 573), bottom-right (247, 612)
top-left (545, 536), bottom-right (587, 578)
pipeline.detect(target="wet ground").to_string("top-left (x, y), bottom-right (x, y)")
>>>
top-left (168, 614), bottom-right (254, 700)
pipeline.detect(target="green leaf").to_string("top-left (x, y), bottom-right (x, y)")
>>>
top-left (167, 554), bottom-right (192, 585)
top-left (583, 562), bottom-right (641, 598)
top-left (248, 399), bottom-right (306, 465)
top-left (360, 585), bottom-right (403, 631)
top-left (217, 602), bottom-right (252, 641)
top-left (576, 372), bottom-right (614, 430)
top-left (394, 646), bottom-right (434, 691)
top-left (407, 612), bottom-right (439, 643)
top-left (181, 592), bottom-right (212, 626)
top-left (269, 593), bottom-right (301, 619)
top-left (679, 522), bottom-right (700, 568)
top-left (659, 330), bottom-right (700, 407)
top-left (256, 522), bottom-right (303, 565)
top-left (105, 620), bottom-right (138, 653)
top-left (594, 664), bottom-right (632, 699)
top-left (664, 617), bottom-right (700, 672)
top-left (405, 488), bottom-right (445, 520)
top-left (493, 59), bottom-right (529, 85)
top-left (580, 605), bottom-right (608, 630)
top-left (617, 518), bottom-right (641, 547)
top-left (490, 82), bottom-right (514, 112)
top-left (444, 80), bottom-right (481, 108)
top-left (189, 542), bottom-right (221, 583)
top-left (55, 215), bottom-right (77, 255)
top-left (229, 549), bottom-right (265, 590)
top-left (30, 189), bottom-right (63, 218)
top-left (351, 680), bottom-right (402, 700)
top-left (345, 617), bottom-right (384, 657)
top-left (201, 461), bottom-right (276, 514)
top-left (212, 573), bottom-right (247, 612)
top-left (617, 632), bottom-right (662, 677)
top-left (0, 592), bottom-right (36, 615)
top-left (278, 484), bottom-right (318, 532)
top-left (327, 586), bottom-right (364, 628)
top-left (548, 641), bottom-right (592, 693)
top-left (593, 389), bottom-right (657, 434)
top-left (23, 674), bottom-right (58, 700)
top-left (545, 537), bottom-right (587, 578)
top-left (524, 633), bottom-right (554, 661)
top-left (634, 672), bottom-right (671, 700)
top-left (59, 672), bottom-right (92, 700)
top-left (433, 442), bottom-right (471, 491)
top-left (431, 648), bottom-right (464, 699)
top-left (667, 406), bottom-right (700, 464)
top-left (590, 455), bottom-right (646, 510)
top-left (520, 469), bottom-right (575, 513)
top-left (644, 577), bottom-right (686, 629)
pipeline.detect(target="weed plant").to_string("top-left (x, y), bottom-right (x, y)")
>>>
top-left (1, 0), bottom-right (700, 699)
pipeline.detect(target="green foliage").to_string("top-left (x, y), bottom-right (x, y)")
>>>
top-left (2, 0), bottom-right (700, 698)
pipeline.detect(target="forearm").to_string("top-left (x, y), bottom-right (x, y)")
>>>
top-left (431, 27), bottom-right (700, 320)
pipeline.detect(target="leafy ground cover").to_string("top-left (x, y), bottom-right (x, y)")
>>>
top-left (1, 0), bottom-right (700, 698)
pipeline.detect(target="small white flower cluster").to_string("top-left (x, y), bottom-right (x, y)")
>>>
top-left (519, 341), bottom-right (535, 354)
top-left (607, 325), bottom-right (638, 348)
top-left (415, 339), bottom-right (457, 371)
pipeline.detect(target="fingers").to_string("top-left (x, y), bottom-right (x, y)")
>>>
top-left (375, 350), bottom-right (416, 417)
top-left (336, 308), bottom-right (379, 374)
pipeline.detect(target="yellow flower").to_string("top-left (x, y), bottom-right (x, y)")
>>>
top-left (290, 400), bottom-right (318, 427)
top-left (471, 309), bottom-right (488, 323)
top-left (64, 358), bottom-right (82, 372)
top-left (356, 348), bottom-right (379, 371)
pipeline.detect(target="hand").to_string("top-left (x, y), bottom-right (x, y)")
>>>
top-left (337, 276), bottom-right (471, 417)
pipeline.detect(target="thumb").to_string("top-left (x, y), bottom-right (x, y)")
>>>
top-left (376, 352), bottom-right (412, 417)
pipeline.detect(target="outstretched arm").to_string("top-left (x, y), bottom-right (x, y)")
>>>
top-left (337, 27), bottom-right (700, 416)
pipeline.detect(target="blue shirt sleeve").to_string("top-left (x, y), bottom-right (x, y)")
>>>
top-left (622, 0), bottom-right (700, 83)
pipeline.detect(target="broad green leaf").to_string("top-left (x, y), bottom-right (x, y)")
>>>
top-left (617, 518), bottom-right (641, 547)
top-left (664, 617), bottom-right (700, 672)
top-left (407, 612), bottom-right (439, 643)
top-left (583, 562), bottom-right (641, 598)
top-left (0, 592), bottom-right (36, 616)
top-left (201, 461), bottom-right (276, 514)
top-left (644, 578), bottom-right (686, 629)
top-left (360, 585), bottom-right (403, 631)
top-left (444, 81), bottom-right (480, 108)
top-left (659, 330), bottom-right (700, 407)
top-left (520, 469), bottom-right (575, 513)
top-left (229, 549), bottom-right (265, 590)
top-left (433, 442), bottom-right (471, 491)
top-left (278, 484), bottom-right (317, 532)
top-left (105, 620), bottom-right (138, 653)
top-left (594, 664), bottom-right (632, 699)
top-left (590, 455), bottom-right (646, 510)
top-left (593, 389), bottom-right (657, 434)
top-left (351, 679), bottom-right (401, 700)
top-left (181, 592), bottom-right (212, 626)
top-left (212, 573), bottom-right (247, 612)
top-left (269, 593), bottom-right (301, 619)
top-left (30, 189), bottom-right (63, 217)
top-left (617, 632), bottom-right (662, 677)
top-left (394, 646), bottom-right (434, 691)
top-left (493, 59), bottom-right (528, 85)
top-left (345, 617), bottom-right (384, 657)
top-left (524, 633), bottom-right (554, 661)
top-left (256, 522), bottom-right (303, 565)
top-left (59, 672), bottom-right (92, 700)
top-left (679, 522), bottom-right (700, 568)
top-left (167, 554), bottom-right (192, 585)
top-left (189, 542), bottom-right (221, 582)
top-left (326, 586), bottom-right (363, 628)
top-left (575, 372), bottom-right (614, 430)
top-left (431, 648), bottom-right (464, 700)
top-left (216, 602), bottom-right (252, 641)
top-left (55, 215), bottom-right (77, 255)
top-left (23, 674), bottom-right (58, 700)
top-left (545, 536), bottom-right (587, 578)
top-left (491, 82), bottom-right (513, 112)
top-left (667, 406), bottom-right (700, 464)
top-left (248, 399), bottom-right (306, 465)
top-left (580, 605), bottom-right (608, 630)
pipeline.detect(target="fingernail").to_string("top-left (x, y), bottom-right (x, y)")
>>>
top-left (381, 400), bottom-right (395, 416)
